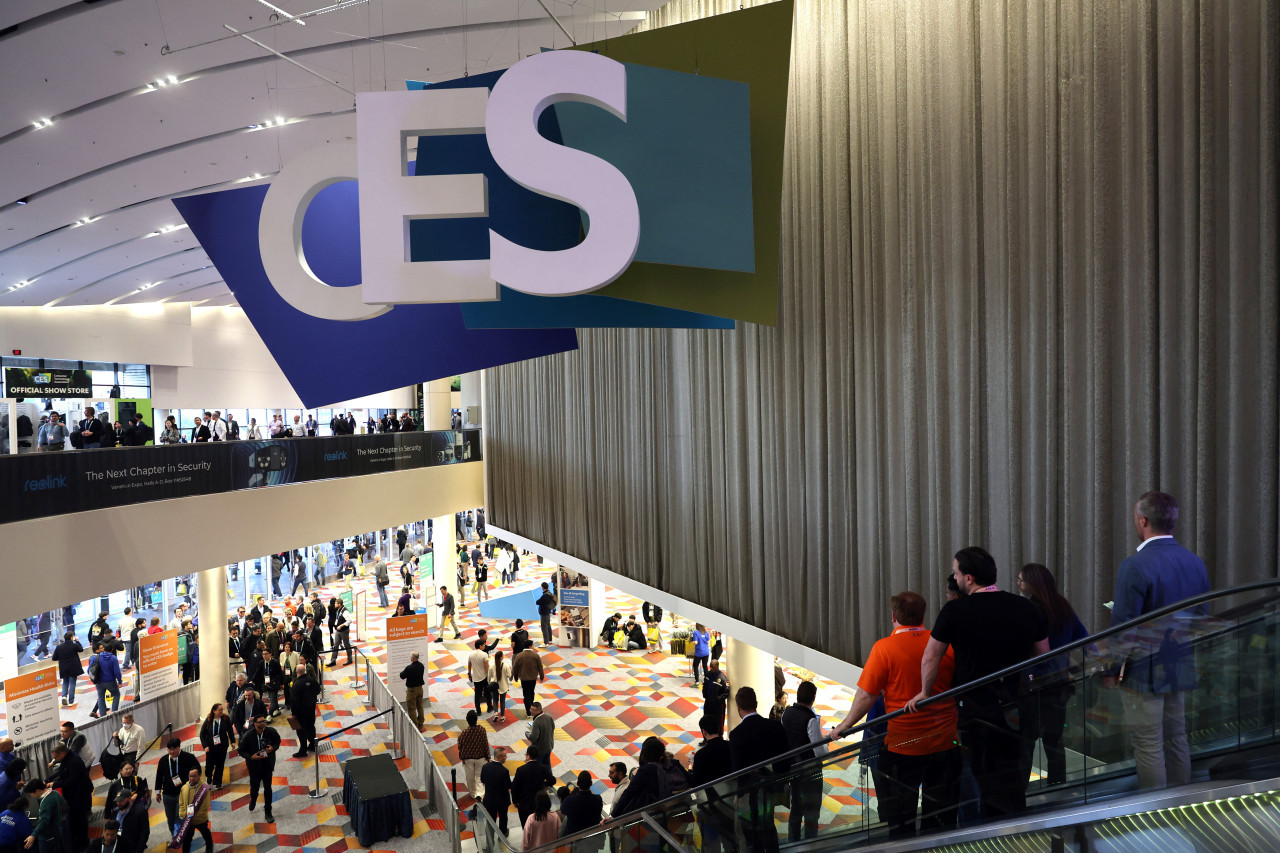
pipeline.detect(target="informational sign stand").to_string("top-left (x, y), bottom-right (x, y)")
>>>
top-left (138, 629), bottom-right (182, 700)
top-left (355, 590), bottom-right (368, 641)
top-left (5, 667), bottom-right (60, 744)
top-left (559, 586), bottom-right (591, 648)
top-left (386, 615), bottom-right (432, 703)
top-left (0, 623), bottom-right (18, 683)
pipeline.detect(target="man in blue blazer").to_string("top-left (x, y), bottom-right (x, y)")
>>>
top-left (1106, 491), bottom-right (1209, 790)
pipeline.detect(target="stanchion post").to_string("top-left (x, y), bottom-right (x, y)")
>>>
top-left (451, 768), bottom-right (459, 805)
top-left (308, 744), bottom-right (325, 798)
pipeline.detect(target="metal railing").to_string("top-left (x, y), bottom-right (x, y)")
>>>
top-left (307, 707), bottom-right (393, 799)
top-left (18, 680), bottom-right (202, 773)
top-left (361, 651), bottom-right (461, 853)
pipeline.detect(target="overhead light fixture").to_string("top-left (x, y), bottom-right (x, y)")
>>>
top-left (275, 115), bottom-right (284, 125)
top-left (7, 280), bottom-right (31, 293)
top-left (256, 0), bottom-right (306, 25)
top-left (73, 217), bottom-right (93, 227)
top-left (167, 74), bottom-right (179, 84)
top-left (32, 118), bottom-right (52, 129)
top-left (15, 198), bottom-right (28, 206)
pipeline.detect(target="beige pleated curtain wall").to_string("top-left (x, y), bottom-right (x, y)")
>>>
top-left (485, 0), bottom-right (1279, 664)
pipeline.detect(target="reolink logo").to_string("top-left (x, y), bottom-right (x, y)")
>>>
top-left (324, 451), bottom-right (348, 462)
top-left (24, 474), bottom-right (68, 492)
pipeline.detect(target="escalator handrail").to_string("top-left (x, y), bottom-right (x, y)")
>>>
top-left (518, 578), bottom-right (1280, 853)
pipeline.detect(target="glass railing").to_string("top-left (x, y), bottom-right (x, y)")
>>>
top-left (0, 429), bottom-right (481, 523)
top-left (496, 580), bottom-right (1280, 853)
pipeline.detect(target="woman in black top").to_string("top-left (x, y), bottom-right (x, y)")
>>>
top-left (612, 737), bottom-right (668, 818)
top-left (105, 761), bottom-right (150, 809)
top-left (199, 704), bottom-right (231, 788)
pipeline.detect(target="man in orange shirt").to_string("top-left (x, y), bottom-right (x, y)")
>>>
top-left (830, 592), bottom-right (960, 839)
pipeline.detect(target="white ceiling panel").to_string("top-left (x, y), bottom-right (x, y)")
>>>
top-left (0, 0), bottom-right (660, 308)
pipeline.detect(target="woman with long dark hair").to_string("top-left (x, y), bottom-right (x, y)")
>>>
top-left (1017, 563), bottom-right (1089, 786)
top-left (199, 704), bottom-right (230, 788)
top-left (522, 789), bottom-right (562, 849)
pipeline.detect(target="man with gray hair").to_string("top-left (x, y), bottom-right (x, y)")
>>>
top-left (1104, 491), bottom-right (1210, 790)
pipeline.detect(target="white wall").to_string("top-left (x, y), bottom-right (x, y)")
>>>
top-left (0, 303), bottom-right (194, 365)
top-left (0, 462), bottom-right (484, 625)
top-left (151, 307), bottom-right (414, 410)
top-left (488, 524), bottom-right (863, 689)
top-left (0, 303), bottom-right (414, 410)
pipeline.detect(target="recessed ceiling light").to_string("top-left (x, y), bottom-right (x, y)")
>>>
top-left (167, 75), bottom-right (179, 85)
top-left (32, 118), bottom-right (51, 129)
top-left (8, 280), bottom-right (31, 292)
top-left (275, 116), bottom-right (284, 125)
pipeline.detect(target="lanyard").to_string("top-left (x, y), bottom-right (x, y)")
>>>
top-left (170, 756), bottom-right (179, 778)
top-left (213, 720), bottom-right (219, 736)
top-left (258, 733), bottom-right (265, 752)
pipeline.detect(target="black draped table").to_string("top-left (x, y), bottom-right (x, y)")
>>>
top-left (342, 753), bottom-right (415, 846)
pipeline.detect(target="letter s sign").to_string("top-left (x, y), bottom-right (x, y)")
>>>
top-left (258, 51), bottom-right (641, 321)
top-left (486, 51), bottom-right (640, 297)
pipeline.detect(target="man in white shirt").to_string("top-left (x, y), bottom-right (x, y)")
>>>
top-left (208, 411), bottom-right (227, 442)
top-left (603, 762), bottom-right (631, 817)
top-left (168, 604), bottom-right (188, 633)
top-left (115, 713), bottom-right (145, 767)
top-left (467, 640), bottom-right (490, 715)
top-left (116, 608), bottom-right (134, 671)
top-left (291, 415), bottom-right (304, 437)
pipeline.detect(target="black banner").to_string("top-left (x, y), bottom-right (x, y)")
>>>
top-left (0, 430), bottom-right (481, 524)
top-left (4, 367), bottom-right (93, 398)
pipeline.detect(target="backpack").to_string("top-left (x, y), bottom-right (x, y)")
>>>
top-left (87, 655), bottom-right (101, 684)
top-left (99, 737), bottom-right (124, 781)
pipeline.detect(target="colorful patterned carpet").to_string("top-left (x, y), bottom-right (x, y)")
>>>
top-left (8, 548), bottom-right (868, 851)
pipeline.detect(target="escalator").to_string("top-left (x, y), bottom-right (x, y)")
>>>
top-left (472, 580), bottom-right (1280, 853)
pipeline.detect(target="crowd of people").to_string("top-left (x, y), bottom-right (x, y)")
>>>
top-left (0, 491), bottom-right (1212, 851)
top-left (27, 405), bottom-right (438, 451)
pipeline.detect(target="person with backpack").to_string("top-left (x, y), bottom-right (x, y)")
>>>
top-left (87, 612), bottom-right (111, 648)
top-left (89, 641), bottom-right (123, 718)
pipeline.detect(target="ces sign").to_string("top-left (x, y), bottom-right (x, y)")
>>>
top-left (259, 51), bottom-right (641, 322)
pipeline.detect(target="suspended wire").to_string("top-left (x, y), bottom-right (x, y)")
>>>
top-left (152, 0), bottom-right (171, 51)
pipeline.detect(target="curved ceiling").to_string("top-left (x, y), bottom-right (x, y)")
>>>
top-left (0, 0), bottom-right (660, 309)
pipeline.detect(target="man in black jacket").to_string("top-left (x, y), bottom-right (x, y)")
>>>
top-left (510, 747), bottom-right (555, 829)
top-left (479, 746), bottom-right (512, 836)
top-left (290, 665), bottom-right (323, 756)
top-left (260, 649), bottom-right (285, 716)
top-left (230, 687), bottom-right (267, 740)
top-left (729, 687), bottom-right (792, 853)
top-left (691, 714), bottom-right (735, 853)
top-left (112, 790), bottom-right (151, 853)
top-left (154, 738), bottom-right (202, 834)
top-left (51, 632), bottom-right (83, 707)
top-left (48, 743), bottom-right (91, 848)
top-left (77, 406), bottom-right (105, 449)
top-left (399, 652), bottom-right (426, 731)
top-left (535, 584), bottom-right (557, 645)
top-left (239, 716), bottom-right (281, 823)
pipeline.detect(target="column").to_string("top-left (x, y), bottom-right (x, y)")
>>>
top-left (424, 379), bottom-right (452, 430)
top-left (432, 515), bottom-right (456, 631)
top-left (724, 636), bottom-right (775, 733)
top-left (587, 577), bottom-right (608, 649)
top-left (460, 371), bottom-right (482, 427)
top-left (197, 566), bottom-right (229, 720)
